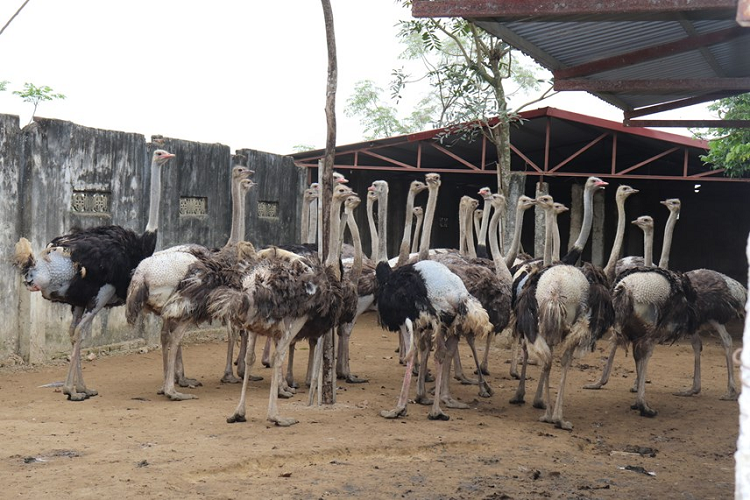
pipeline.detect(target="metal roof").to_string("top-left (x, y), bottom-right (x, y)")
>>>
top-left (292, 107), bottom-right (748, 182)
top-left (411, 0), bottom-right (750, 126)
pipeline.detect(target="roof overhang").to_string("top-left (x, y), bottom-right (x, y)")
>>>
top-left (412, 0), bottom-right (750, 128)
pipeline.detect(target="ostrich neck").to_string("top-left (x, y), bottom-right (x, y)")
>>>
top-left (396, 191), bottom-right (417, 266)
top-left (552, 213), bottom-right (561, 262)
top-left (464, 207), bottom-right (477, 259)
top-left (489, 208), bottom-right (512, 282)
top-left (572, 185), bottom-right (596, 251)
top-left (643, 227), bottom-right (654, 267)
top-left (227, 178), bottom-right (241, 245)
top-left (543, 209), bottom-right (554, 266)
top-left (411, 213), bottom-right (424, 254)
top-left (658, 210), bottom-right (679, 269)
top-left (346, 208), bottom-right (363, 283)
top-left (478, 198), bottom-right (491, 247)
top-left (603, 195), bottom-right (628, 276)
top-left (418, 184), bottom-right (439, 261)
top-left (504, 204), bottom-right (527, 268)
top-left (145, 161), bottom-right (163, 233)
top-left (367, 197), bottom-right (379, 261)
top-left (377, 191), bottom-right (388, 262)
top-left (326, 198), bottom-right (346, 277)
top-left (307, 199), bottom-right (318, 245)
top-left (458, 203), bottom-right (468, 256)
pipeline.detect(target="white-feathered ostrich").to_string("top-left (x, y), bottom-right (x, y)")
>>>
top-left (585, 198), bottom-right (679, 391)
top-left (375, 258), bottom-right (492, 421)
top-left (511, 177), bottom-right (612, 430)
top-left (14, 148), bottom-right (175, 401)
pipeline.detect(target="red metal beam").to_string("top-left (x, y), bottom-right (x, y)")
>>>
top-left (412, 0), bottom-right (737, 18)
top-left (554, 27), bottom-right (749, 79)
top-left (518, 171), bottom-right (750, 182)
top-left (548, 132), bottom-right (609, 173)
top-left (430, 142), bottom-right (481, 170)
top-left (625, 119), bottom-right (750, 128)
top-left (510, 144), bottom-right (543, 173)
top-left (617, 147), bottom-right (681, 175)
top-left (360, 149), bottom-right (417, 169)
top-left (624, 91), bottom-right (743, 119)
top-left (555, 78), bottom-right (750, 92)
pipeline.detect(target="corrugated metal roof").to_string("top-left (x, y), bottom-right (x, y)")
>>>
top-left (414, 1), bottom-right (750, 117)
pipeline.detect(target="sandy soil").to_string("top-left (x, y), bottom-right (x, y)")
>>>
top-left (0, 312), bottom-right (740, 499)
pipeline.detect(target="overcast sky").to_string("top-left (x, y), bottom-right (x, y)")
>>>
top-left (0, 1), bottom-right (712, 155)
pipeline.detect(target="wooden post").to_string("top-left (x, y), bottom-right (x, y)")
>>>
top-left (533, 181), bottom-right (548, 258)
top-left (320, 0), bottom-right (337, 405)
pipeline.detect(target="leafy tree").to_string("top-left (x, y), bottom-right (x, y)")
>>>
top-left (346, 2), bottom-right (553, 195)
top-left (0, 80), bottom-right (8, 91)
top-left (698, 94), bottom-right (750, 177)
top-left (12, 82), bottom-right (66, 124)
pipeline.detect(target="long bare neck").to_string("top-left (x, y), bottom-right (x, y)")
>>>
top-left (396, 190), bottom-right (417, 266)
top-left (227, 177), bottom-right (241, 245)
top-left (458, 202), bottom-right (468, 256)
top-left (326, 198), bottom-right (346, 278)
top-left (478, 198), bottom-right (491, 249)
top-left (603, 194), bottom-right (628, 277)
top-left (643, 226), bottom-right (654, 267)
top-left (300, 195), bottom-right (311, 244)
top-left (543, 209), bottom-right (554, 266)
top-left (347, 208), bottom-right (363, 283)
top-left (377, 190), bottom-right (388, 262)
top-left (366, 197), bottom-right (379, 261)
top-left (307, 199), bottom-right (318, 245)
top-left (145, 159), bottom-right (163, 233)
top-left (464, 206), bottom-right (477, 259)
top-left (574, 185), bottom-right (595, 251)
top-left (552, 212), bottom-right (561, 262)
top-left (489, 207), bottom-right (512, 282)
top-left (418, 184), bottom-right (439, 261)
top-left (504, 203), bottom-right (527, 268)
top-left (659, 210), bottom-right (679, 269)
top-left (411, 212), bottom-right (424, 254)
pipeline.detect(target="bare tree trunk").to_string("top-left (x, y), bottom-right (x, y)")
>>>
top-left (321, 0), bottom-right (337, 405)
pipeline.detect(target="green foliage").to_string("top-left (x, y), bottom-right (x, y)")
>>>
top-left (698, 94), bottom-right (750, 177)
top-left (0, 80), bottom-right (8, 91)
top-left (12, 82), bottom-right (66, 121)
top-left (291, 144), bottom-right (317, 153)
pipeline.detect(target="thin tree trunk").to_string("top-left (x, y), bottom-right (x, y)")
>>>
top-left (320, 0), bottom-right (337, 405)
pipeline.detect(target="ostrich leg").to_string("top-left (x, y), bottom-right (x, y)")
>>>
top-left (631, 343), bottom-right (658, 417)
top-left (161, 322), bottom-right (197, 401)
top-left (227, 331), bottom-right (259, 424)
top-left (675, 332), bottom-right (703, 397)
top-left (509, 342), bottom-right (530, 404)
top-left (221, 324), bottom-right (242, 383)
top-left (175, 345), bottom-right (201, 388)
top-left (428, 326), bottom-right (451, 421)
top-left (440, 335), bottom-right (474, 407)
top-left (459, 334), bottom-right (493, 398)
top-left (267, 319), bottom-right (304, 427)
top-left (414, 329), bottom-right (434, 406)
top-left (544, 350), bottom-right (574, 431)
top-left (713, 320), bottom-right (740, 400)
top-left (381, 319), bottom-right (416, 419)
top-left (584, 339), bottom-right (618, 389)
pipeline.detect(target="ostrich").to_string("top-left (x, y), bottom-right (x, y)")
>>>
top-left (475, 186), bottom-right (493, 258)
top-left (366, 187), bottom-right (380, 261)
top-left (375, 258), bottom-right (492, 421)
top-left (585, 198), bottom-right (680, 391)
top-left (560, 177), bottom-right (609, 265)
top-left (300, 183), bottom-right (321, 245)
top-left (601, 185), bottom-right (640, 282)
top-left (14, 148), bottom-right (175, 401)
top-left (395, 180), bottom-right (428, 266)
top-left (511, 177), bottom-right (611, 430)
top-left (551, 202), bottom-right (569, 262)
top-left (504, 195), bottom-right (538, 269)
top-left (207, 187), bottom-right (351, 426)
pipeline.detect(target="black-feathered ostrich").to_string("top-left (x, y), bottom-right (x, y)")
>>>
top-left (512, 177), bottom-right (611, 430)
top-left (14, 148), bottom-right (175, 401)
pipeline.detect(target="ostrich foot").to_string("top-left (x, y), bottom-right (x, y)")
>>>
top-left (167, 391), bottom-right (198, 401)
top-left (415, 394), bottom-right (433, 406)
top-left (555, 419), bottom-right (573, 431)
top-left (455, 374), bottom-right (478, 385)
top-left (631, 402), bottom-right (658, 417)
top-left (428, 410), bottom-right (450, 421)
top-left (478, 382), bottom-right (494, 398)
top-left (226, 413), bottom-right (246, 423)
top-left (221, 373), bottom-right (242, 384)
top-left (509, 394), bottom-right (525, 405)
top-left (380, 407), bottom-right (408, 419)
top-left (583, 381), bottom-right (604, 390)
top-left (340, 374), bottom-right (369, 384)
top-left (177, 377), bottom-right (202, 389)
top-left (64, 389), bottom-right (96, 402)
top-left (278, 386), bottom-right (296, 399)
top-left (533, 399), bottom-right (547, 410)
top-left (441, 396), bottom-right (469, 409)
top-left (539, 414), bottom-right (554, 424)
top-left (475, 365), bottom-right (490, 376)
top-left (286, 380), bottom-right (300, 390)
top-left (720, 390), bottom-right (740, 401)
top-left (673, 387), bottom-right (700, 397)
top-left (269, 415), bottom-right (298, 427)
top-left (262, 362), bottom-right (271, 369)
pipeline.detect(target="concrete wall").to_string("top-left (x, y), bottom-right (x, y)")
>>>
top-left (1, 115), bottom-right (304, 363)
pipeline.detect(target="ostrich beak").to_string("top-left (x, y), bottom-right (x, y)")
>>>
top-left (595, 180), bottom-right (608, 187)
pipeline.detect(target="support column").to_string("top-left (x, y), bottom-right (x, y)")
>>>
top-left (504, 172), bottom-right (527, 253)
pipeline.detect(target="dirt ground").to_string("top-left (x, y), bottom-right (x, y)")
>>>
top-left (0, 312), bottom-right (740, 499)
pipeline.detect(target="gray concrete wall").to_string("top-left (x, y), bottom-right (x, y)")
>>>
top-left (1, 115), bottom-right (304, 363)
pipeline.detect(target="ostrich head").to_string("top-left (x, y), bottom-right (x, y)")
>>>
top-left (366, 189), bottom-right (378, 203)
top-left (333, 172), bottom-right (348, 184)
top-left (553, 202), bottom-right (569, 216)
top-left (632, 215), bottom-right (654, 230)
top-left (232, 165), bottom-right (253, 182)
top-left (412, 206), bottom-right (424, 218)
top-left (425, 173), bottom-right (441, 188)
top-left (152, 149), bottom-right (175, 165)
top-left (464, 196), bottom-right (479, 212)
top-left (238, 179), bottom-right (255, 196)
top-left (489, 193), bottom-right (506, 215)
top-left (478, 186), bottom-right (493, 200)
top-left (333, 183), bottom-right (355, 202)
top-left (660, 198), bottom-right (681, 215)
top-left (369, 180), bottom-right (388, 196)
top-left (585, 176), bottom-right (609, 191)
top-left (344, 194), bottom-right (361, 211)
top-left (535, 194), bottom-right (555, 212)
top-left (616, 184), bottom-right (638, 202)
top-left (409, 180), bottom-right (428, 196)
top-left (517, 195), bottom-right (537, 211)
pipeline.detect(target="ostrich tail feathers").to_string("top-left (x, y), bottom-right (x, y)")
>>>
top-left (460, 297), bottom-right (492, 340)
top-left (14, 237), bottom-right (36, 272)
top-left (207, 288), bottom-right (247, 325)
top-left (539, 294), bottom-right (566, 346)
top-left (126, 275), bottom-right (149, 325)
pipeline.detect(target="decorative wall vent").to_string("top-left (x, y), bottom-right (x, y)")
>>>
top-left (179, 196), bottom-right (208, 216)
top-left (439, 217), bottom-right (449, 228)
top-left (71, 191), bottom-right (110, 214)
top-left (257, 201), bottom-right (279, 219)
